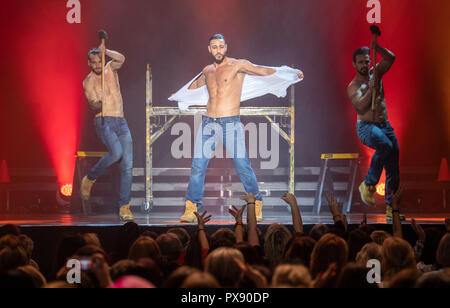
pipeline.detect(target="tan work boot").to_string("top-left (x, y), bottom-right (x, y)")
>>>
top-left (359, 181), bottom-right (375, 206)
top-left (255, 200), bottom-right (263, 222)
top-left (80, 176), bottom-right (96, 201)
top-left (180, 200), bottom-right (197, 223)
top-left (120, 204), bottom-right (134, 221)
top-left (385, 205), bottom-right (405, 223)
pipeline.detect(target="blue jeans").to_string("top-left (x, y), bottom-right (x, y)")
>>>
top-left (87, 117), bottom-right (133, 208)
top-left (186, 115), bottom-right (262, 210)
top-left (357, 120), bottom-right (400, 205)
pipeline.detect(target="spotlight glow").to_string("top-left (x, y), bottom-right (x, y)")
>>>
top-left (376, 183), bottom-right (386, 196)
top-left (60, 184), bottom-right (73, 197)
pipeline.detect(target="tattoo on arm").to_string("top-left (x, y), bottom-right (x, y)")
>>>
top-left (188, 73), bottom-right (206, 90)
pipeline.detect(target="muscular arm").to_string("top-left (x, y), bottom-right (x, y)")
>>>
top-left (106, 49), bottom-right (126, 71)
top-left (347, 82), bottom-right (373, 115)
top-left (373, 44), bottom-right (395, 79)
top-left (247, 203), bottom-right (260, 247)
top-left (239, 60), bottom-right (276, 76)
top-left (188, 71), bottom-right (207, 90)
top-left (83, 78), bottom-right (102, 112)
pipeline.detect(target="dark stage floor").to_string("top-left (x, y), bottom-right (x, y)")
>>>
top-left (0, 210), bottom-right (447, 227)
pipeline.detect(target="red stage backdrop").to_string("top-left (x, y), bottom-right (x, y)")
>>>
top-left (0, 0), bottom-right (448, 189)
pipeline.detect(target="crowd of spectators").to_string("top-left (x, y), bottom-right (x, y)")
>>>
top-left (0, 188), bottom-right (449, 288)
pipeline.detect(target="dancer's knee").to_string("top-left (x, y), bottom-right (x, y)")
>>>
top-left (109, 149), bottom-right (123, 163)
top-left (378, 140), bottom-right (394, 156)
top-left (191, 160), bottom-right (207, 176)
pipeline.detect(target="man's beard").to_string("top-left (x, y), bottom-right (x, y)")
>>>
top-left (358, 67), bottom-right (369, 76)
top-left (92, 68), bottom-right (102, 75)
top-left (213, 53), bottom-right (225, 64)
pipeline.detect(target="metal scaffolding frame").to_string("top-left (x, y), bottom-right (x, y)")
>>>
top-left (143, 65), bottom-right (296, 211)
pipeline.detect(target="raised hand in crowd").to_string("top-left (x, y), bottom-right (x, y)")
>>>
top-left (194, 211), bottom-right (212, 250)
top-left (281, 193), bottom-right (304, 234)
top-left (325, 192), bottom-right (347, 232)
top-left (240, 192), bottom-right (257, 205)
top-left (411, 218), bottom-right (426, 242)
top-left (229, 205), bottom-right (246, 225)
top-left (241, 193), bottom-right (259, 246)
top-left (229, 205), bottom-right (246, 243)
top-left (325, 192), bottom-right (342, 221)
top-left (391, 187), bottom-right (404, 238)
top-left (194, 211), bottom-right (212, 229)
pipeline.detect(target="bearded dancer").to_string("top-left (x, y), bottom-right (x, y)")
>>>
top-left (169, 34), bottom-right (303, 223)
top-left (347, 38), bottom-right (404, 222)
top-left (80, 39), bottom-right (134, 221)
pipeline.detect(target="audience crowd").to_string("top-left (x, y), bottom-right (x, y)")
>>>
top-left (0, 189), bottom-right (449, 288)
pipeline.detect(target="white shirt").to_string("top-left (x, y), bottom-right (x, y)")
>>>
top-left (168, 65), bottom-right (303, 111)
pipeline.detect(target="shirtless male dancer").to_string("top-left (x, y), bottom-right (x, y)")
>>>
top-left (179, 34), bottom-right (304, 223)
top-left (80, 41), bottom-right (134, 221)
top-left (347, 39), bottom-right (403, 221)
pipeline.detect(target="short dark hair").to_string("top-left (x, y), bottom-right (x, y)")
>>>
top-left (353, 47), bottom-right (370, 63)
top-left (88, 49), bottom-right (100, 60)
top-left (209, 34), bottom-right (226, 44)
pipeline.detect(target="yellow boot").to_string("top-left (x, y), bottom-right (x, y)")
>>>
top-left (359, 181), bottom-right (375, 206)
top-left (255, 200), bottom-right (263, 222)
top-left (180, 200), bottom-right (197, 223)
top-left (120, 204), bottom-right (134, 221)
top-left (80, 176), bottom-right (96, 201)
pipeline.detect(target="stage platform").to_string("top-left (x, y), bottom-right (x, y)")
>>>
top-left (0, 211), bottom-right (447, 227)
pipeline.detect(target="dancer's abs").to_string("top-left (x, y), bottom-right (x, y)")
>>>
top-left (94, 71), bottom-right (124, 118)
top-left (357, 97), bottom-right (388, 123)
top-left (206, 82), bottom-right (243, 118)
top-left (95, 94), bottom-right (124, 118)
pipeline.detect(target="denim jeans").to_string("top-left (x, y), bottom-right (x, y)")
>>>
top-left (186, 115), bottom-right (262, 210)
top-left (357, 120), bottom-right (400, 205)
top-left (87, 117), bottom-right (133, 208)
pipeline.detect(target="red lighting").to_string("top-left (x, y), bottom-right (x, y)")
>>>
top-left (6, 1), bottom-right (89, 187)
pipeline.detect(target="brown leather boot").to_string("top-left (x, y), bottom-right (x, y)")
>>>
top-left (359, 181), bottom-right (375, 206)
top-left (80, 176), bottom-right (96, 201)
top-left (180, 200), bottom-right (197, 223)
top-left (255, 200), bottom-right (263, 222)
top-left (120, 204), bottom-right (134, 221)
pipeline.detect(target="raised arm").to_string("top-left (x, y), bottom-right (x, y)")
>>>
top-left (98, 42), bottom-right (125, 71)
top-left (238, 60), bottom-right (276, 76)
top-left (391, 188), bottom-right (404, 238)
top-left (281, 193), bottom-right (304, 234)
top-left (241, 193), bottom-right (259, 247)
top-left (188, 71), bottom-right (207, 90)
top-left (229, 205), bottom-right (247, 243)
top-left (371, 40), bottom-right (395, 79)
top-left (83, 78), bottom-right (102, 112)
top-left (325, 192), bottom-right (348, 233)
top-left (411, 218), bottom-right (426, 262)
top-left (194, 211), bottom-right (211, 250)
